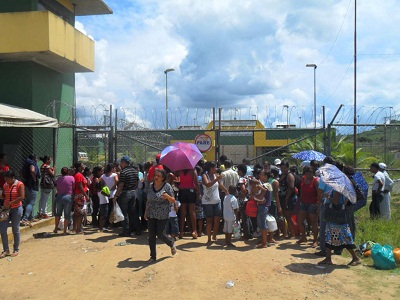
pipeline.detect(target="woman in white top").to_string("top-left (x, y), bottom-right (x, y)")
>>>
top-left (202, 161), bottom-right (227, 245)
top-left (101, 163), bottom-right (119, 227)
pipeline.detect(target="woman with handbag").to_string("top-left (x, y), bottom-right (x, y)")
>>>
top-left (0, 170), bottom-right (25, 258)
top-left (318, 189), bottom-right (360, 266)
top-left (38, 155), bottom-right (55, 219)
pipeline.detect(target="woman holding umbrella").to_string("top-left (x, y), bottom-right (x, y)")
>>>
top-left (177, 168), bottom-right (200, 239)
top-left (318, 163), bottom-right (360, 266)
top-left (202, 161), bottom-right (226, 245)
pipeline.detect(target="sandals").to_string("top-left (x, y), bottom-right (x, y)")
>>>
top-left (318, 259), bottom-right (333, 265)
top-left (10, 251), bottom-right (19, 257)
top-left (0, 251), bottom-right (10, 259)
top-left (348, 260), bottom-right (361, 266)
top-left (20, 220), bottom-right (32, 227)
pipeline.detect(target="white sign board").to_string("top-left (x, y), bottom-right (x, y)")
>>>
top-left (195, 134), bottom-right (212, 152)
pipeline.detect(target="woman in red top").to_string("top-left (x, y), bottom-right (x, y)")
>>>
top-left (73, 162), bottom-right (89, 234)
top-left (297, 166), bottom-right (320, 247)
top-left (177, 168), bottom-right (200, 239)
top-left (0, 170), bottom-right (25, 258)
top-left (0, 153), bottom-right (10, 189)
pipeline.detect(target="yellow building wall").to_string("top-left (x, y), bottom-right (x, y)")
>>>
top-left (58, 0), bottom-right (75, 12)
top-left (0, 11), bottom-right (94, 72)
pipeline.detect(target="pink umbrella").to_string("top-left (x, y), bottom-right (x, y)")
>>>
top-left (159, 142), bottom-right (203, 172)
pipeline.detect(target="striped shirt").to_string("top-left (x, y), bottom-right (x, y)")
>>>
top-left (3, 179), bottom-right (24, 208)
top-left (119, 165), bottom-right (139, 191)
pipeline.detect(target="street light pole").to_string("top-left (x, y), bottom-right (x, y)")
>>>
top-left (283, 105), bottom-right (289, 127)
top-left (306, 64), bottom-right (317, 130)
top-left (164, 68), bottom-right (175, 130)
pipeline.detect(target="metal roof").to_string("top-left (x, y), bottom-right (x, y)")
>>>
top-left (71, 0), bottom-right (112, 16)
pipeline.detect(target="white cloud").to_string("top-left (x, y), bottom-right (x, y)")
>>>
top-left (75, 0), bottom-right (400, 128)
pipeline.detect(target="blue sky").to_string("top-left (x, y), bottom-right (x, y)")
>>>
top-left (75, 0), bottom-right (400, 129)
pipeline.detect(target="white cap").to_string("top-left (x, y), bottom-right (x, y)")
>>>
top-left (274, 158), bottom-right (282, 166)
top-left (378, 163), bottom-right (387, 170)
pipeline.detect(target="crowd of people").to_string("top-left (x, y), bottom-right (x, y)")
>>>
top-left (0, 151), bottom-right (395, 265)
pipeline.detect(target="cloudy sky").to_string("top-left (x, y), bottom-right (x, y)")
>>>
top-left (75, 0), bottom-right (400, 129)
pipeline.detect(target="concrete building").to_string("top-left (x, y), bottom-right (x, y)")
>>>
top-left (0, 0), bottom-right (112, 168)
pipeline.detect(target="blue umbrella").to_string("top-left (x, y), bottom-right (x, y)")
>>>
top-left (292, 150), bottom-right (326, 161)
top-left (352, 171), bottom-right (368, 211)
top-left (319, 163), bottom-right (357, 203)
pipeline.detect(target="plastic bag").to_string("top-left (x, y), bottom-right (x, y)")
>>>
top-left (266, 214), bottom-right (277, 232)
top-left (371, 243), bottom-right (397, 270)
top-left (58, 217), bottom-right (65, 230)
top-left (233, 222), bottom-right (241, 239)
top-left (109, 202), bottom-right (125, 224)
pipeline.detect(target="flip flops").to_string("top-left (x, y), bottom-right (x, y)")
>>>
top-left (348, 260), bottom-right (362, 266)
top-left (0, 251), bottom-right (10, 259)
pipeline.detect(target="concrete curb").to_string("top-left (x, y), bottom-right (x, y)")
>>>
top-left (1, 217), bottom-right (55, 245)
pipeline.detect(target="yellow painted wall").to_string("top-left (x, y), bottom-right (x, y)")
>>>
top-left (0, 11), bottom-right (49, 52)
top-left (58, 0), bottom-right (74, 12)
top-left (0, 11), bottom-right (94, 72)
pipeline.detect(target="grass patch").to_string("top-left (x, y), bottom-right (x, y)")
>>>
top-left (355, 196), bottom-right (400, 248)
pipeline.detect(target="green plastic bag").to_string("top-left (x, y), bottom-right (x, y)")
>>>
top-left (371, 244), bottom-right (397, 270)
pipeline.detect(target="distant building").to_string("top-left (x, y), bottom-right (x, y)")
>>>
top-left (168, 119), bottom-right (318, 164)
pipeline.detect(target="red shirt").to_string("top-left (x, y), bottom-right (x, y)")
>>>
top-left (301, 177), bottom-right (319, 204)
top-left (147, 164), bottom-right (164, 182)
top-left (0, 164), bottom-right (10, 188)
top-left (74, 172), bottom-right (88, 195)
top-left (3, 180), bottom-right (24, 208)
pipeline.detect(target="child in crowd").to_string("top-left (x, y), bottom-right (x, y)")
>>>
top-left (98, 180), bottom-right (110, 232)
top-left (223, 185), bottom-right (239, 247)
top-left (195, 171), bottom-right (204, 236)
top-left (167, 198), bottom-right (180, 240)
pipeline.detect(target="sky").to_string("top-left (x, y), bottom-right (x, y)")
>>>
top-left (75, 0), bottom-right (400, 129)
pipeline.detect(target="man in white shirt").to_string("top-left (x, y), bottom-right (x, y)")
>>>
top-left (378, 163), bottom-right (394, 220)
top-left (369, 162), bottom-right (385, 219)
top-left (222, 160), bottom-right (239, 189)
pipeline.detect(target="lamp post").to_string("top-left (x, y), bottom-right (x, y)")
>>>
top-left (306, 64), bottom-right (317, 129)
top-left (164, 68), bottom-right (175, 130)
top-left (283, 105), bottom-right (289, 127)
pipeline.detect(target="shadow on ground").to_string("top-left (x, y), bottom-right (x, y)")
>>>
top-left (285, 262), bottom-right (349, 275)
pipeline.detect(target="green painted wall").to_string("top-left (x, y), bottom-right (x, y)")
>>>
top-left (0, 0), bottom-right (38, 13)
top-left (0, 61), bottom-right (74, 171)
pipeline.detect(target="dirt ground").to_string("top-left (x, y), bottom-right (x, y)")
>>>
top-left (0, 222), bottom-right (399, 300)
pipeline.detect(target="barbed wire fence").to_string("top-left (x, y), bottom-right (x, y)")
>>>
top-left (42, 102), bottom-right (400, 174)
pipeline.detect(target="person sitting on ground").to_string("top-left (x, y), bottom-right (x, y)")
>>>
top-left (223, 185), bottom-right (239, 247)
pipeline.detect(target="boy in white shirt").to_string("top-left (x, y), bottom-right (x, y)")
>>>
top-left (223, 185), bottom-right (239, 247)
top-left (167, 200), bottom-right (181, 240)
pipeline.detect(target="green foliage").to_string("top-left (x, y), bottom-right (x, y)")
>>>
top-left (355, 197), bottom-right (400, 248)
